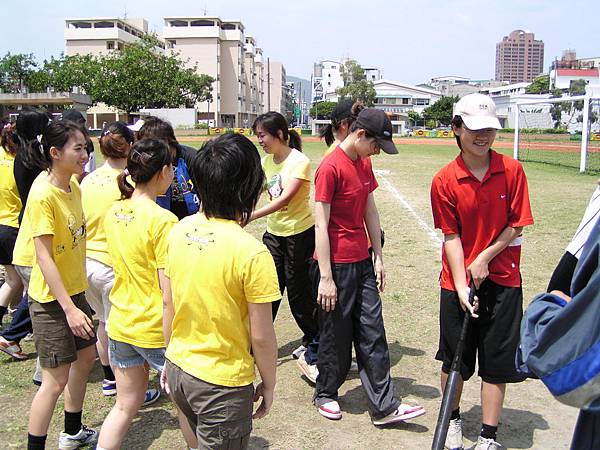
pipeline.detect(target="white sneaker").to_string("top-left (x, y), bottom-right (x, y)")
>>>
top-left (445, 418), bottom-right (464, 449)
top-left (474, 436), bottom-right (502, 450)
top-left (372, 402), bottom-right (426, 426)
top-left (58, 425), bottom-right (98, 450)
top-left (291, 344), bottom-right (307, 359)
top-left (318, 400), bottom-right (342, 420)
top-left (297, 351), bottom-right (318, 384)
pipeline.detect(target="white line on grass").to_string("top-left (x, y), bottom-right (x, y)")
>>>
top-left (374, 170), bottom-right (443, 246)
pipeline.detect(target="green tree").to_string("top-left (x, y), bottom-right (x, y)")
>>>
top-left (336, 60), bottom-right (376, 106)
top-left (309, 101), bottom-right (337, 119)
top-left (526, 75), bottom-right (550, 94)
top-left (422, 95), bottom-right (458, 126)
top-left (0, 52), bottom-right (38, 93)
top-left (408, 110), bottom-right (422, 127)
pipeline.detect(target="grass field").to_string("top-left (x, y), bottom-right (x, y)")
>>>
top-left (0, 139), bottom-right (597, 449)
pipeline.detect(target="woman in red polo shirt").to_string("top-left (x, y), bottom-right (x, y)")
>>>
top-left (430, 93), bottom-right (534, 450)
top-left (313, 108), bottom-right (425, 426)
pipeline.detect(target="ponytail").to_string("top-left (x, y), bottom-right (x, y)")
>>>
top-left (288, 129), bottom-right (302, 152)
top-left (320, 124), bottom-right (335, 147)
top-left (117, 169), bottom-right (135, 199)
top-left (119, 138), bottom-right (172, 200)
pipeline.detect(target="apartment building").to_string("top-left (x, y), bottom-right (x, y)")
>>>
top-left (64, 17), bottom-right (157, 127)
top-left (495, 30), bottom-right (545, 83)
top-left (65, 15), bottom-right (284, 128)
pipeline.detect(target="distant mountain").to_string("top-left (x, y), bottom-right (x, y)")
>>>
top-left (287, 76), bottom-right (311, 103)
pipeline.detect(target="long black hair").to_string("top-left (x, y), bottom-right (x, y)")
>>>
top-left (15, 107), bottom-right (53, 170)
top-left (320, 100), bottom-right (364, 146)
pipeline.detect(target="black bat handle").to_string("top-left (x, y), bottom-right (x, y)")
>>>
top-left (432, 283), bottom-right (476, 450)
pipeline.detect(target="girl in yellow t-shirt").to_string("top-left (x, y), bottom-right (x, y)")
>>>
top-left (250, 112), bottom-right (317, 360)
top-left (97, 138), bottom-right (179, 450)
top-left (80, 122), bottom-right (132, 397)
top-left (25, 120), bottom-right (99, 450)
top-left (0, 123), bottom-right (23, 324)
top-left (162, 133), bottom-right (279, 449)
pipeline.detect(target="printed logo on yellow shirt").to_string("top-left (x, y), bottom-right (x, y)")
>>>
top-left (68, 213), bottom-right (86, 249)
top-left (185, 229), bottom-right (214, 250)
top-left (114, 207), bottom-right (135, 226)
top-left (267, 174), bottom-right (283, 200)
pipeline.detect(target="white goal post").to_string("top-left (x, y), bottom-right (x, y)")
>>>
top-left (513, 95), bottom-right (597, 173)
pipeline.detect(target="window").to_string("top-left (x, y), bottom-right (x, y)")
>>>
top-left (95, 21), bottom-right (115, 28)
top-left (170, 20), bottom-right (188, 27)
top-left (191, 19), bottom-right (214, 26)
top-left (167, 40), bottom-right (176, 49)
top-left (106, 41), bottom-right (115, 50)
top-left (221, 23), bottom-right (236, 30)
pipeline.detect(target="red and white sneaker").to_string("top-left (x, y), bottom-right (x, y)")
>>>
top-left (318, 400), bottom-right (342, 420)
top-left (372, 402), bottom-right (425, 426)
top-left (0, 336), bottom-right (27, 360)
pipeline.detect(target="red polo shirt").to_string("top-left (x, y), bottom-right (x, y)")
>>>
top-left (314, 146), bottom-right (378, 263)
top-left (431, 150), bottom-right (534, 291)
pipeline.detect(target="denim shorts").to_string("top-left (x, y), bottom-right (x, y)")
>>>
top-left (108, 338), bottom-right (165, 372)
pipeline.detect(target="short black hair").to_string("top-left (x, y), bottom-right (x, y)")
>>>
top-left (451, 115), bottom-right (464, 150)
top-left (190, 133), bottom-right (264, 226)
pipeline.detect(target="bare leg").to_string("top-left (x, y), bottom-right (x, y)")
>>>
top-left (28, 364), bottom-right (70, 435)
top-left (0, 265), bottom-right (23, 309)
top-left (63, 345), bottom-right (96, 413)
top-left (441, 371), bottom-right (464, 412)
top-left (177, 408), bottom-right (198, 449)
top-left (97, 365), bottom-right (148, 450)
top-left (481, 381), bottom-right (506, 426)
top-left (96, 321), bottom-right (110, 367)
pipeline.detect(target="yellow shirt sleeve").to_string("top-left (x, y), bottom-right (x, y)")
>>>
top-left (28, 196), bottom-right (55, 238)
top-left (154, 213), bottom-right (178, 269)
top-left (242, 249), bottom-right (281, 303)
top-left (290, 157), bottom-right (311, 181)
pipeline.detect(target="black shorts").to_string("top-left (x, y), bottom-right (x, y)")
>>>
top-left (436, 279), bottom-right (526, 384)
top-left (0, 224), bottom-right (19, 265)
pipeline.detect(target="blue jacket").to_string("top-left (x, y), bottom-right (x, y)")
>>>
top-left (517, 219), bottom-right (600, 412)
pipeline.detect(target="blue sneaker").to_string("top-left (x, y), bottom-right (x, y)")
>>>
top-left (142, 388), bottom-right (160, 407)
top-left (102, 379), bottom-right (117, 396)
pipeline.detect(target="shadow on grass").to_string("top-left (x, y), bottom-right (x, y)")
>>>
top-left (122, 407), bottom-right (180, 449)
top-left (461, 405), bottom-right (549, 449)
top-left (248, 435), bottom-right (271, 449)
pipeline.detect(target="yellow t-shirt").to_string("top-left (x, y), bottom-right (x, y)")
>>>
top-left (80, 164), bottom-right (123, 266)
top-left (12, 172), bottom-right (47, 267)
top-left (262, 149), bottom-right (314, 237)
top-left (105, 198), bottom-right (178, 348)
top-left (27, 176), bottom-right (87, 303)
top-left (165, 215), bottom-right (280, 387)
top-left (0, 147), bottom-right (22, 228)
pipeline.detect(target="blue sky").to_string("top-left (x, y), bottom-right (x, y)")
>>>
top-left (4, 0), bottom-right (599, 84)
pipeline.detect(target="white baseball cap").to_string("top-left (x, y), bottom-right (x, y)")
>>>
top-left (453, 93), bottom-right (502, 130)
top-left (127, 119), bottom-right (145, 132)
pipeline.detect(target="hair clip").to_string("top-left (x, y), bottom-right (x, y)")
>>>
top-left (102, 129), bottom-right (111, 137)
top-left (36, 134), bottom-right (43, 143)
top-left (3, 123), bottom-right (11, 130)
top-left (123, 168), bottom-right (130, 176)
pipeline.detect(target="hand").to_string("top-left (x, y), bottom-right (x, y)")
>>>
top-left (65, 307), bottom-right (95, 339)
top-left (160, 369), bottom-right (170, 395)
top-left (550, 290), bottom-right (572, 303)
top-left (252, 381), bottom-right (274, 419)
top-left (467, 256), bottom-right (489, 289)
top-left (317, 276), bottom-right (337, 312)
top-left (457, 286), bottom-right (479, 318)
top-left (373, 257), bottom-right (386, 292)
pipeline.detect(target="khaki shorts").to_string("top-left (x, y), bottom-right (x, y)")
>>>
top-left (86, 258), bottom-right (114, 323)
top-left (29, 292), bottom-right (97, 368)
top-left (165, 360), bottom-right (254, 450)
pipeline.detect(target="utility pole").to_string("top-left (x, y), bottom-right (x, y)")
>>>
top-left (267, 57), bottom-right (271, 111)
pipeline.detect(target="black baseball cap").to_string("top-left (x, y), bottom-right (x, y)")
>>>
top-left (354, 108), bottom-right (398, 154)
